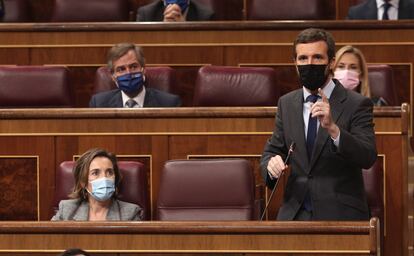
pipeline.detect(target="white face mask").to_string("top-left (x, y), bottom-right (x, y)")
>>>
top-left (334, 69), bottom-right (360, 90)
top-left (86, 177), bottom-right (115, 202)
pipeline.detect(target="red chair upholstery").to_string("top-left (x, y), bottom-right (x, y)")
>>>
top-left (93, 66), bottom-right (177, 94)
top-left (194, 0), bottom-right (243, 20)
top-left (54, 161), bottom-right (150, 220)
top-left (156, 159), bottom-right (256, 221)
top-left (362, 159), bottom-right (384, 248)
top-left (51, 0), bottom-right (130, 22)
top-left (1, 0), bottom-right (31, 22)
top-left (246, 0), bottom-right (335, 20)
top-left (193, 65), bottom-right (279, 106)
top-left (0, 66), bottom-right (72, 107)
top-left (368, 64), bottom-right (399, 106)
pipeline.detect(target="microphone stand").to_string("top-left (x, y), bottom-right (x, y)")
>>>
top-left (260, 142), bottom-right (296, 221)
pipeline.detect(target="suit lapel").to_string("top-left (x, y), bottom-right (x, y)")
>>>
top-left (309, 82), bottom-right (347, 169)
top-left (108, 90), bottom-right (124, 108)
top-left (290, 90), bottom-right (310, 170)
top-left (143, 88), bottom-right (158, 107)
top-left (72, 201), bottom-right (89, 221)
top-left (106, 200), bottom-right (121, 220)
top-left (367, 0), bottom-right (379, 19)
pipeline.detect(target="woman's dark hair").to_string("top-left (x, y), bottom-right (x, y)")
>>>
top-left (69, 148), bottom-right (121, 201)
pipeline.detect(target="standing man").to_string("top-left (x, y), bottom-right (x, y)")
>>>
top-left (90, 43), bottom-right (181, 108)
top-left (347, 0), bottom-right (414, 20)
top-left (261, 28), bottom-right (377, 221)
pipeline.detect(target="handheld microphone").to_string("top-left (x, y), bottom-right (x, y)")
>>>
top-left (260, 141), bottom-right (296, 221)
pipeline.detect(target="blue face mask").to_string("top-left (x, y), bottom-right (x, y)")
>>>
top-left (116, 72), bottom-right (144, 94)
top-left (87, 177), bottom-right (115, 202)
top-left (164, 0), bottom-right (189, 12)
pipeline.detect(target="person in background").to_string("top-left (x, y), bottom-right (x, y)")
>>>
top-left (334, 45), bottom-right (388, 106)
top-left (137, 0), bottom-right (214, 22)
top-left (261, 28), bottom-right (377, 221)
top-left (59, 248), bottom-right (90, 256)
top-left (51, 148), bottom-right (144, 221)
top-left (89, 43), bottom-right (181, 108)
top-left (0, 0), bottom-right (4, 18)
top-left (347, 0), bottom-right (414, 20)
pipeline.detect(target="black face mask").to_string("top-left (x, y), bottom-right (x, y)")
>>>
top-left (297, 64), bottom-right (329, 91)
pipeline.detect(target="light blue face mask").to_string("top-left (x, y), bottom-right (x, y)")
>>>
top-left (87, 177), bottom-right (115, 202)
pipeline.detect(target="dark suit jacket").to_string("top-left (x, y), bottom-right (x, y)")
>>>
top-left (136, 0), bottom-right (215, 21)
top-left (260, 80), bottom-right (377, 221)
top-left (347, 0), bottom-right (414, 19)
top-left (89, 87), bottom-right (182, 108)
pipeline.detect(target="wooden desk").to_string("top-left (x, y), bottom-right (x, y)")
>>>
top-left (0, 219), bottom-right (379, 255)
top-left (0, 105), bottom-right (409, 255)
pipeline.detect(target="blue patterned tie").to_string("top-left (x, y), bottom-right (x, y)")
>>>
top-left (306, 94), bottom-right (319, 160)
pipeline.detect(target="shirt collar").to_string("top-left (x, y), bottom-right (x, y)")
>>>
top-left (376, 0), bottom-right (399, 8)
top-left (303, 79), bottom-right (335, 102)
top-left (121, 86), bottom-right (146, 108)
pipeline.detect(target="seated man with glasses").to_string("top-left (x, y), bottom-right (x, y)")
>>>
top-left (89, 43), bottom-right (181, 108)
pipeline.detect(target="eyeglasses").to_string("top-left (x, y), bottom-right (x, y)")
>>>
top-left (114, 62), bottom-right (142, 75)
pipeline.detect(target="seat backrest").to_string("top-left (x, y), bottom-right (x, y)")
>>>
top-left (93, 66), bottom-right (177, 94)
top-left (194, 0), bottom-right (243, 20)
top-left (246, 0), bottom-right (335, 20)
top-left (1, 0), bottom-right (31, 22)
top-left (367, 64), bottom-right (399, 106)
top-left (54, 160), bottom-right (150, 220)
top-left (0, 66), bottom-right (72, 107)
top-left (51, 0), bottom-right (130, 22)
top-left (362, 159), bottom-right (384, 246)
top-left (193, 65), bottom-right (279, 106)
top-left (156, 159), bottom-right (255, 221)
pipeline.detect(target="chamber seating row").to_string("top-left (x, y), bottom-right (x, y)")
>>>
top-left (1, 0), bottom-right (362, 22)
top-left (0, 64), bottom-right (399, 108)
top-left (54, 158), bottom-right (384, 225)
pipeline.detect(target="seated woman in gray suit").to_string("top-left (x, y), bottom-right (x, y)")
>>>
top-left (51, 148), bottom-right (143, 221)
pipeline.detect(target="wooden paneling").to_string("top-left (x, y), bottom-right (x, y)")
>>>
top-left (0, 220), bottom-right (379, 255)
top-left (0, 106), bottom-right (408, 256)
top-left (0, 157), bottom-right (37, 220)
top-left (0, 22), bottom-right (412, 109)
top-left (24, 0), bottom-right (366, 22)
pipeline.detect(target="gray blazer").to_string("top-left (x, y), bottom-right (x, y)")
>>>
top-left (51, 199), bottom-right (144, 221)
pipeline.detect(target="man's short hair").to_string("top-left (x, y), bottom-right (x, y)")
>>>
top-left (107, 43), bottom-right (145, 73)
top-left (293, 28), bottom-right (335, 61)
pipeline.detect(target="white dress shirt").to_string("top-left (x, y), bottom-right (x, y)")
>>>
top-left (376, 0), bottom-right (399, 20)
top-left (121, 87), bottom-right (146, 108)
top-left (302, 79), bottom-right (340, 147)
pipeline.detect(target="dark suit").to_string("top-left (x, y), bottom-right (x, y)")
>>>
top-left (260, 80), bottom-right (377, 220)
top-left (136, 0), bottom-right (214, 21)
top-left (89, 87), bottom-right (182, 108)
top-left (347, 0), bottom-right (414, 19)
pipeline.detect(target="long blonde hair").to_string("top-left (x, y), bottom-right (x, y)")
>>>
top-left (334, 45), bottom-right (370, 97)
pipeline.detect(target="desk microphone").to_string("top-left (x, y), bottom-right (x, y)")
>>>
top-left (260, 141), bottom-right (296, 221)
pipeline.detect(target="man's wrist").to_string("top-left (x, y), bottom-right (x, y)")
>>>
top-left (328, 123), bottom-right (340, 139)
